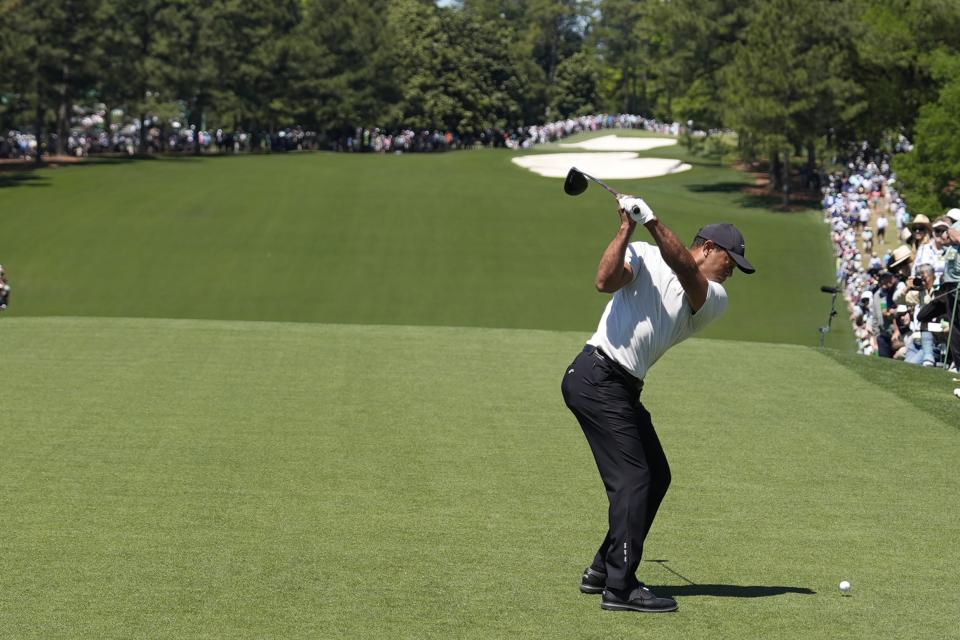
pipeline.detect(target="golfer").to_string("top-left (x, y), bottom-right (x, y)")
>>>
top-left (561, 196), bottom-right (755, 613)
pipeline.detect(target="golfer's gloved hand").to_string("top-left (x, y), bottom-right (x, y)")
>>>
top-left (618, 196), bottom-right (656, 224)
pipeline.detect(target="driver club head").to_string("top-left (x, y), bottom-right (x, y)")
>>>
top-left (564, 167), bottom-right (589, 196)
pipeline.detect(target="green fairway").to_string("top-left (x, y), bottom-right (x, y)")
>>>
top-left (1, 317), bottom-right (957, 638)
top-left (0, 133), bottom-right (846, 348)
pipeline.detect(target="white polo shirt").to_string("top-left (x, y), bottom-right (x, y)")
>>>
top-left (587, 241), bottom-right (728, 380)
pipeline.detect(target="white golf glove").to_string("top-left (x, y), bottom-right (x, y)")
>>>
top-left (618, 195), bottom-right (656, 224)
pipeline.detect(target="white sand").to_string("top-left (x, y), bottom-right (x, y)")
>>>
top-left (559, 134), bottom-right (678, 152)
top-left (512, 151), bottom-right (692, 179)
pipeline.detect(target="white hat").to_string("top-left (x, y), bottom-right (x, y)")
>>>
top-left (896, 304), bottom-right (909, 314)
top-left (909, 214), bottom-right (933, 232)
top-left (946, 208), bottom-right (960, 223)
top-left (889, 244), bottom-right (913, 268)
top-left (860, 291), bottom-right (872, 301)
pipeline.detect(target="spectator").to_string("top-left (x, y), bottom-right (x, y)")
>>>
top-left (918, 209), bottom-right (960, 373)
top-left (902, 265), bottom-right (938, 366)
top-left (862, 226), bottom-right (874, 254)
top-left (909, 214), bottom-right (938, 275)
top-left (871, 270), bottom-right (902, 358)
top-left (876, 213), bottom-right (888, 245)
top-left (0, 264), bottom-right (9, 311)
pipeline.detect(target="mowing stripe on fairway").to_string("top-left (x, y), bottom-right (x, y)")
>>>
top-left (0, 135), bottom-right (847, 349)
top-left (1, 317), bottom-right (957, 639)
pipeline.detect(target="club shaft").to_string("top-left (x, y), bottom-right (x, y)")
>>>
top-left (581, 171), bottom-right (620, 197)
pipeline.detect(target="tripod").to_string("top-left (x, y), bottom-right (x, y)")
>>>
top-left (819, 285), bottom-right (840, 348)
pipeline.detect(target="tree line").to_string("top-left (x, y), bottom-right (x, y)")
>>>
top-left (1, 0), bottom-right (958, 212)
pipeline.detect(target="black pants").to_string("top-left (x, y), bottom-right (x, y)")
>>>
top-left (561, 346), bottom-right (670, 591)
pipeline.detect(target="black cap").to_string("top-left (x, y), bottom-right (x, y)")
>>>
top-left (696, 223), bottom-right (755, 274)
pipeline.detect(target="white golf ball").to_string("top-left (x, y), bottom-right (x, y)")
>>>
top-left (839, 580), bottom-right (851, 594)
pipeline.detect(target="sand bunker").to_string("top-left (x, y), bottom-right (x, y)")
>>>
top-left (512, 152), bottom-right (692, 179)
top-left (559, 134), bottom-right (677, 152)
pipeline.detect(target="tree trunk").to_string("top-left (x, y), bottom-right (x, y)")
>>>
top-left (640, 69), bottom-right (648, 115)
top-left (56, 61), bottom-right (69, 156)
top-left (56, 99), bottom-right (68, 156)
top-left (138, 111), bottom-right (148, 155)
top-left (782, 147), bottom-right (791, 206)
top-left (193, 102), bottom-right (203, 156)
top-left (770, 150), bottom-right (781, 191)
top-left (34, 97), bottom-right (44, 167)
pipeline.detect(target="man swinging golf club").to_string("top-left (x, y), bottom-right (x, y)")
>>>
top-left (561, 194), bottom-right (755, 613)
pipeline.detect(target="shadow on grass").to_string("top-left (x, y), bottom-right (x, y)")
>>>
top-left (686, 181), bottom-right (819, 212)
top-left (653, 584), bottom-right (817, 598)
top-left (687, 181), bottom-right (750, 194)
top-left (644, 559), bottom-right (815, 597)
top-left (0, 172), bottom-right (49, 188)
top-left (0, 152), bottom-right (255, 190)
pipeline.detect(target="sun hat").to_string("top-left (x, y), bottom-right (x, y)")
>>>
top-left (932, 217), bottom-right (951, 230)
top-left (695, 223), bottom-right (756, 274)
top-left (888, 244), bottom-right (913, 268)
top-left (946, 208), bottom-right (960, 223)
top-left (909, 214), bottom-right (933, 233)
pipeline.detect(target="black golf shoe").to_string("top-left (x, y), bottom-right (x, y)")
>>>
top-left (600, 584), bottom-right (678, 613)
top-left (580, 567), bottom-right (606, 594)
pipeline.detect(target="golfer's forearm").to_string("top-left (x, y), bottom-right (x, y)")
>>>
top-left (595, 223), bottom-right (634, 292)
top-left (644, 219), bottom-right (698, 278)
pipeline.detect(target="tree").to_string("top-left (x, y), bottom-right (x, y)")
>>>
top-left (386, 0), bottom-right (527, 134)
top-left (294, 0), bottom-right (394, 137)
top-left (98, 0), bottom-right (183, 154)
top-left (856, 0), bottom-right (960, 141)
top-left (550, 50), bottom-right (600, 117)
top-left (892, 58), bottom-right (960, 214)
top-left (0, 0), bottom-right (103, 162)
top-left (651, 0), bottom-right (745, 127)
top-left (719, 0), bottom-right (863, 203)
top-left (594, 0), bottom-right (655, 115)
top-left (205, 0), bottom-right (304, 136)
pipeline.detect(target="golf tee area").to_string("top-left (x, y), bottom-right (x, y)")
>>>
top-left (2, 132), bottom-right (959, 638)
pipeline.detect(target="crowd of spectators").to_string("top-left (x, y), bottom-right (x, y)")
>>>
top-left (2, 112), bottom-right (682, 159)
top-left (1, 124), bottom-right (316, 159)
top-left (0, 264), bottom-right (10, 312)
top-left (327, 113), bottom-right (678, 152)
top-left (822, 146), bottom-right (960, 390)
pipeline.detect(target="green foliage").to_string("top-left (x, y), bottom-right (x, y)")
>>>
top-left (2, 0), bottom-right (960, 169)
top-left (644, 0), bottom-right (745, 126)
top-left (293, 0), bottom-right (393, 133)
top-left (856, 0), bottom-right (960, 139)
top-left (385, 0), bottom-right (528, 132)
top-left (549, 50), bottom-right (600, 118)
top-left (720, 0), bottom-right (862, 153)
top-left (892, 74), bottom-right (960, 215)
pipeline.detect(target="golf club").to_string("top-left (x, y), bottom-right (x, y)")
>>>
top-left (564, 166), bottom-right (621, 198)
top-left (564, 166), bottom-right (643, 219)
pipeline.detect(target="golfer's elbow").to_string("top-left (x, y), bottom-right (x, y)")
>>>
top-left (595, 274), bottom-right (623, 293)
